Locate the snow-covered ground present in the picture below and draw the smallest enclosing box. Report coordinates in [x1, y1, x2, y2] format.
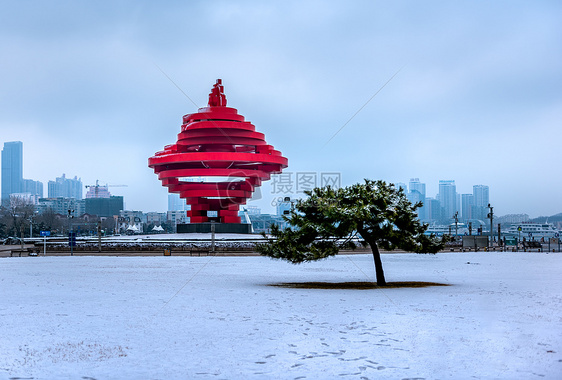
[1, 252, 561, 379]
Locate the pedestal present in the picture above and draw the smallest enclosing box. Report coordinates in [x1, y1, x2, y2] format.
[176, 223, 252, 234]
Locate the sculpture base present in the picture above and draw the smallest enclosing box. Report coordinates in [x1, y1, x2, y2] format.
[177, 223, 252, 234]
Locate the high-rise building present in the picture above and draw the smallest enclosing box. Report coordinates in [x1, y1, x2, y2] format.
[461, 194, 474, 220]
[473, 185, 489, 207]
[167, 178, 207, 212]
[22, 179, 43, 199]
[85, 184, 111, 199]
[48, 174, 83, 199]
[472, 185, 489, 220]
[424, 197, 442, 222]
[1, 141, 43, 205]
[1, 141, 23, 205]
[408, 178, 426, 220]
[395, 182, 407, 192]
[408, 178, 426, 198]
[438, 180, 457, 222]
[168, 193, 188, 211]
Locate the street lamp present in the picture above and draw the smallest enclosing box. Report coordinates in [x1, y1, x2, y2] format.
[453, 211, 459, 240]
[97, 220, 102, 253]
[487, 203, 494, 248]
[68, 208, 75, 256]
[29, 211, 37, 239]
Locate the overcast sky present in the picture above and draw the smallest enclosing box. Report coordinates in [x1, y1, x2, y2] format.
[1, 1, 560, 217]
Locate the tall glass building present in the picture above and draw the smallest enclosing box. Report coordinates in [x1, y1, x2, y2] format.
[473, 185, 489, 207]
[438, 180, 457, 222]
[168, 193, 189, 212]
[461, 193, 474, 220]
[408, 178, 426, 220]
[472, 185, 490, 220]
[1, 141, 23, 206]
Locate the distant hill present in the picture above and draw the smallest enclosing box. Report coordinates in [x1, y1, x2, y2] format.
[530, 213, 562, 229]
[531, 213, 562, 223]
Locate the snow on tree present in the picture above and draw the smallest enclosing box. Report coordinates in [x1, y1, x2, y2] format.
[256, 179, 444, 286]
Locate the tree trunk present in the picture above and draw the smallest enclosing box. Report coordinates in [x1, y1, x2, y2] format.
[358, 227, 387, 286]
[363, 235, 386, 286]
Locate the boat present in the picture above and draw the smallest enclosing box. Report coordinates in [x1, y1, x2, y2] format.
[425, 222, 473, 236]
[502, 223, 559, 240]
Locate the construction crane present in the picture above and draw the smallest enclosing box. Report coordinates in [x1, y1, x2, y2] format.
[85, 180, 128, 198]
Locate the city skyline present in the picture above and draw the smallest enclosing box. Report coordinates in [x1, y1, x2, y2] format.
[1, 141, 44, 205]
[1, 139, 560, 219]
[1, 2, 561, 217]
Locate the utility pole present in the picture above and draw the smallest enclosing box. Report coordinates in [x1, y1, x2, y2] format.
[487, 203, 494, 249]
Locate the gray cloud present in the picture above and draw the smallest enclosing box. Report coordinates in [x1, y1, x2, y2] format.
[1, 0, 560, 217]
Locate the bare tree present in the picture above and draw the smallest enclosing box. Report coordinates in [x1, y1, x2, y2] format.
[1, 196, 36, 238]
[35, 207, 64, 235]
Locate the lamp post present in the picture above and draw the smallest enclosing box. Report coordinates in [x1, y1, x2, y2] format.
[97, 221, 102, 253]
[487, 203, 494, 249]
[68, 208, 75, 256]
[28, 211, 37, 239]
[211, 221, 215, 253]
[453, 211, 459, 240]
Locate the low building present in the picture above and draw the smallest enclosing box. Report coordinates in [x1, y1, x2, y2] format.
[37, 197, 85, 216]
[117, 210, 144, 234]
[146, 212, 166, 226]
[167, 210, 188, 232]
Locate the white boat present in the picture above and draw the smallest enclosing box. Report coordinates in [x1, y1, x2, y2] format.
[502, 223, 559, 240]
[425, 223, 473, 236]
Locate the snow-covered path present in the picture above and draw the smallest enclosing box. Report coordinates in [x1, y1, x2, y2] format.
[1, 252, 561, 379]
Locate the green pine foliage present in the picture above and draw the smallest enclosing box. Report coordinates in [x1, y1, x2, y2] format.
[256, 179, 444, 285]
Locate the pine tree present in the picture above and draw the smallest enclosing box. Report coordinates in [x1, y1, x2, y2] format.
[256, 179, 444, 286]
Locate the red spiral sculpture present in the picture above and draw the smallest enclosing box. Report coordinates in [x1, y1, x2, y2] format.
[148, 79, 288, 224]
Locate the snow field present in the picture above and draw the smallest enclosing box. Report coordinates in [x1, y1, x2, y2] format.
[0, 252, 561, 379]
